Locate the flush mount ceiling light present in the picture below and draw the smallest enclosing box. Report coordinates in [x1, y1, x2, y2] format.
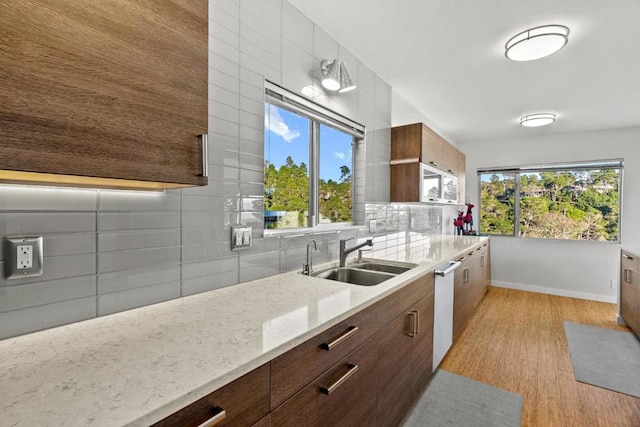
[505, 25, 570, 61]
[321, 59, 357, 93]
[520, 113, 556, 127]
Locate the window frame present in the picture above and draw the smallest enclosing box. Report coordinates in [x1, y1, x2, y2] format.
[477, 159, 623, 242]
[264, 81, 365, 232]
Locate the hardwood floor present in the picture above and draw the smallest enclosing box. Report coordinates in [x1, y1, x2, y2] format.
[439, 287, 640, 427]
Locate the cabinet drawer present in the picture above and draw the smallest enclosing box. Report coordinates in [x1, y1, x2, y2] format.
[271, 307, 378, 409]
[271, 337, 379, 427]
[371, 271, 434, 330]
[152, 364, 270, 427]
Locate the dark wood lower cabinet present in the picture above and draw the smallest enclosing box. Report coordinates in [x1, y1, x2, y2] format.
[270, 307, 378, 409]
[453, 259, 470, 342]
[377, 275, 435, 427]
[453, 242, 490, 341]
[351, 402, 378, 427]
[270, 337, 379, 427]
[410, 292, 435, 402]
[620, 250, 639, 336]
[152, 364, 270, 427]
[154, 249, 489, 427]
[376, 311, 413, 427]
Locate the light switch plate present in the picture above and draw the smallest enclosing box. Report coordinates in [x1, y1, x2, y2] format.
[4, 236, 44, 279]
[231, 226, 252, 251]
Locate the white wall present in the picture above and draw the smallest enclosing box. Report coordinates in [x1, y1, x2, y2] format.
[391, 89, 458, 146]
[458, 126, 640, 303]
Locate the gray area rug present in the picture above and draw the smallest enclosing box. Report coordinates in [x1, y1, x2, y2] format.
[402, 369, 523, 427]
[564, 321, 640, 398]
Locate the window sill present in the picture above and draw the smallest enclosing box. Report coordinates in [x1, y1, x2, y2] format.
[264, 223, 364, 238]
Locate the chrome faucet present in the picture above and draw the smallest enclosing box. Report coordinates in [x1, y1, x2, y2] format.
[302, 239, 318, 275]
[339, 237, 373, 267]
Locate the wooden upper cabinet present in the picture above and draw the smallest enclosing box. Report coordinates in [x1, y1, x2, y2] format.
[457, 149, 467, 203]
[441, 142, 458, 175]
[391, 123, 424, 160]
[420, 124, 444, 168]
[0, 1, 208, 190]
[391, 122, 465, 177]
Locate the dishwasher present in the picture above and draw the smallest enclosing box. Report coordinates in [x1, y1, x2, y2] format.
[433, 259, 462, 372]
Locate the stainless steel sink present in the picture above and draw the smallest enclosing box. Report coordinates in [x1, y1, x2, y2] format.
[349, 261, 417, 275]
[311, 259, 417, 286]
[313, 267, 395, 286]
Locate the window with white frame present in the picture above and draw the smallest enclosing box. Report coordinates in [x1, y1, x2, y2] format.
[263, 82, 364, 230]
[478, 160, 622, 241]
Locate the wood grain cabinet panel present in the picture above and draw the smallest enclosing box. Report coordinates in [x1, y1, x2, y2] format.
[270, 307, 378, 409]
[390, 163, 421, 202]
[457, 149, 466, 202]
[270, 337, 379, 427]
[453, 256, 470, 342]
[0, 1, 208, 189]
[376, 273, 435, 427]
[376, 309, 413, 427]
[410, 291, 435, 402]
[391, 124, 424, 160]
[441, 142, 458, 175]
[453, 245, 490, 342]
[152, 364, 270, 427]
[620, 251, 639, 336]
[252, 414, 272, 427]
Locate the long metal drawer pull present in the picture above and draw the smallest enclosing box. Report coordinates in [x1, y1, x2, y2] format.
[624, 268, 632, 283]
[199, 134, 209, 178]
[429, 161, 439, 167]
[623, 254, 633, 260]
[481, 255, 485, 268]
[468, 251, 475, 256]
[464, 268, 469, 283]
[458, 256, 466, 262]
[197, 408, 226, 427]
[415, 310, 420, 335]
[320, 364, 359, 395]
[320, 326, 359, 351]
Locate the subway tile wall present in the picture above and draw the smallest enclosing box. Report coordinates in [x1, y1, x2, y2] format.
[0, 0, 442, 339]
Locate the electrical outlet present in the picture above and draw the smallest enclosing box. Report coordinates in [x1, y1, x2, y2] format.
[611, 279, 617, 289]
[231, 226, 252, 250]
[410, 218, 415, 229]
[17, 245, 33, 269]
[4, 236, 43, 279]
[369, 219, 377, 233]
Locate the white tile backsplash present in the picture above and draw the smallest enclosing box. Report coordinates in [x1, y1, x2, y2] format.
[0, 0, 407, 340]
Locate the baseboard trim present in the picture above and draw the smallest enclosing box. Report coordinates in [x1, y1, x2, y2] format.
[490, 280, 617, 304]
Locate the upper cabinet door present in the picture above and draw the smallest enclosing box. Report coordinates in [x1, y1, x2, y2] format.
[0, 1, 208, 189]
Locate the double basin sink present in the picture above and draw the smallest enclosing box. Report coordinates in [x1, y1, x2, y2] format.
[312, 260, 418, 286]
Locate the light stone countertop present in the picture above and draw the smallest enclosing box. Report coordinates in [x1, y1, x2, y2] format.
[621, 246, 640, 258]
[0, 233, 488, 427]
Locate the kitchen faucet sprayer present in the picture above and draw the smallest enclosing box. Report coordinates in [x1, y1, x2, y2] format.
[339, 237, 374, 267]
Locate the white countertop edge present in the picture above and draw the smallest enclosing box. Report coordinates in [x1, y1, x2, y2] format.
[621, 245, 640, 258]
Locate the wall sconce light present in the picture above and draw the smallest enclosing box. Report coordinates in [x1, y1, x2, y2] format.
[321, 59, 357, 93]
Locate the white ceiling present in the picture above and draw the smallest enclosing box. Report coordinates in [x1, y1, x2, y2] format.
[288, 0, 640, 143]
